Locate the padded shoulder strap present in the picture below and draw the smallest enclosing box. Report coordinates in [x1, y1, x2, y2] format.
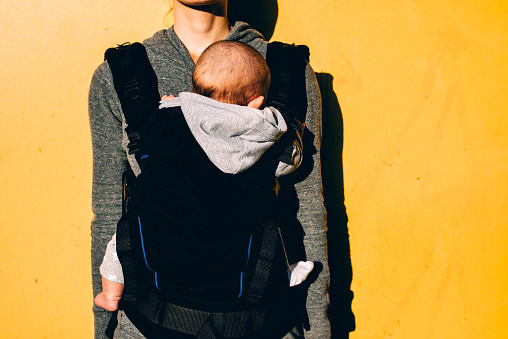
[266, 42, 309, 165]
[105, 43, 160, 164]
[266, 41, 309, 124]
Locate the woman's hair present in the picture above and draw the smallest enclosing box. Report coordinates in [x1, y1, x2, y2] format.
[192, 41, 271, 106]
[163, 0, 174, 27]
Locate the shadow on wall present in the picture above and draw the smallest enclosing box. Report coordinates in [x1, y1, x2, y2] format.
[317, 72, 356, 337]
[230, 0, 356, 336]
[228, 0, 279, 40]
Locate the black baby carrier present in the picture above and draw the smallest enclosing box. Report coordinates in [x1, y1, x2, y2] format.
[105, 41, 311, 338]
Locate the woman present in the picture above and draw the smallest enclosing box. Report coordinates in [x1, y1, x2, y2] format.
[89, 1, 329, 337]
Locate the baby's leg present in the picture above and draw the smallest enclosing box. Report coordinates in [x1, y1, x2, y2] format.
[94, 276, 124, 311]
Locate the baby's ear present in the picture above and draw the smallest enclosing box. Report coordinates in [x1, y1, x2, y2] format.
[247, 96, 265, 109]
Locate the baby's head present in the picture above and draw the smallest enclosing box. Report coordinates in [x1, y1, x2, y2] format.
[192, 41, 271, 107]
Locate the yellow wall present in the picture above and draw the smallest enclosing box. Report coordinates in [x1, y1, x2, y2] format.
[0, 1, 506, 338]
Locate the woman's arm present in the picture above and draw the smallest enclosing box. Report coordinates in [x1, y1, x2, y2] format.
[296, 62, 331, 338]
[88, 61, 129, 338]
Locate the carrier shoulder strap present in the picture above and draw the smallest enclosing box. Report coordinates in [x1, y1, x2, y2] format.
[104, 42, 160, 165]
[266, 41, 309, 124]
[266, 42, 309, 166]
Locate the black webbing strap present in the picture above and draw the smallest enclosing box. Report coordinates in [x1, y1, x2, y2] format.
[243, 218, 285, 305]
[104, 310, 118, 339]
[196, 313, 225, 339]
[212, 313, 225, 337]
[105, 42, 160, 165]
[115, 213, 139, 307]
[266, 41, 309, 165]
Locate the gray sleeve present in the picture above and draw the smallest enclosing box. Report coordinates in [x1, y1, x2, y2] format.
[100, 234, 124, 283]
[88, 61, 129, 337]
[298, 63, 331, 338]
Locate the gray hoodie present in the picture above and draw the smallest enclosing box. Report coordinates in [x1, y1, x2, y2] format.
[163, 93, 302, 175]
[89, 22, 329, 338]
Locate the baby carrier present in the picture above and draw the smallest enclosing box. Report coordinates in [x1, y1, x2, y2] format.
[106, 41, 311, 338]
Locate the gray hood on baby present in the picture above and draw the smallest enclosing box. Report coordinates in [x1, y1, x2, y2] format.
[159, 92, 287, 174]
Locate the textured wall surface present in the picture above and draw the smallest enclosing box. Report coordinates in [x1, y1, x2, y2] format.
[0, 0, 506, 338]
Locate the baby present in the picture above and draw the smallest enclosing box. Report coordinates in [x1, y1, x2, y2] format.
[95, 40, 312, 312]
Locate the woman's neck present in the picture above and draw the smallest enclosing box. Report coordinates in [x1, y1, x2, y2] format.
[173, 2, 231, 63]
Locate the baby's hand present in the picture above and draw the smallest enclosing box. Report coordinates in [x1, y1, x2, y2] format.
[161, 95, 176, 101]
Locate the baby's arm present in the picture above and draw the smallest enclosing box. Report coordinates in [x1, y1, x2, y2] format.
[95, 234, 125, 311]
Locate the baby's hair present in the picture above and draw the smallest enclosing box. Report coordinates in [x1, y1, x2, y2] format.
[192, 41, 271, 106]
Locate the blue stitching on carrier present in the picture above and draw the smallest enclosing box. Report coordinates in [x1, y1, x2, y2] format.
[238, 234, 254, 297]
[138, 216, 161, 290]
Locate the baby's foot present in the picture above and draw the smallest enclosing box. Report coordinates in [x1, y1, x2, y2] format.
[94, 292, 120, 312]
[288, 261, 314, 287]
